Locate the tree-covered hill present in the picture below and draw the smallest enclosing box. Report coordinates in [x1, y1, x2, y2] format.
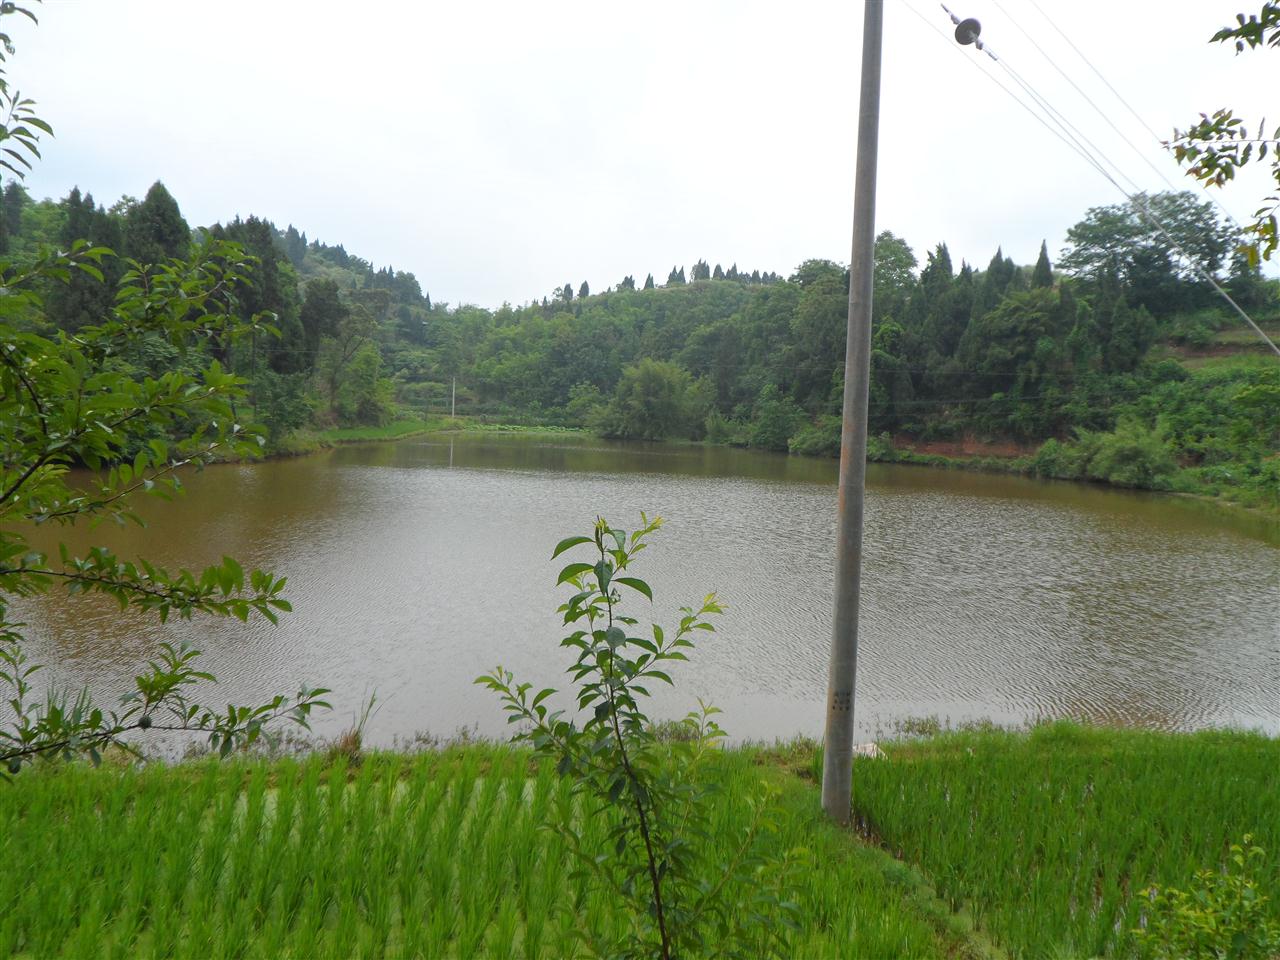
[7, 177, 1278, 507]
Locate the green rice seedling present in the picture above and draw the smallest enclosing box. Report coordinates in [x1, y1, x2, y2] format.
[250, 760, 298, 921]
[190, 763, 240, 914]
[455, 852, 500, 957]
[224, 764, 269, 922]
[851, 723, 1280, 958]
[422, 896, 456, 958]
[487, 892, 521, 960]
[328, 894, 362, 960]
[278, 756, 324, 926]
[288, 882, 327, 960]
[61, 894, 107, 960]
[254, 897, 291, 960]
[395, 767, 448, 933]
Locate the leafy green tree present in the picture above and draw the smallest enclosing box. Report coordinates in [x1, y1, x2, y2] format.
[869, 320, 915, 431]
[123, 180, 190, 265]
[579, 280, 590, 299]
[597, 358, 697, 440]
[1170, 3, 1280, 263]
[957, 287, 1064, 436]
[565, 380, 605, 425]
[1085, 419, 1178, 489]
[1102, 298, 1157, 373]
[1, 239, 328, 772]
[749, 384, 806, 451]
[316, 294, 378, 419]
[873, 230, 917, 324]
[251, 370, 312, 450]
[785, 260, 847, 410]
[299, 277, 348, 367]
[335, 341, 394, 426]
[1059, 191, 1236, 295]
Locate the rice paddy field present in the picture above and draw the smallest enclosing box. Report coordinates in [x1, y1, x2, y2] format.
[0, 745, 974, 959]
[848, 723, 1280, 959]
[1, 723, 1275, 958]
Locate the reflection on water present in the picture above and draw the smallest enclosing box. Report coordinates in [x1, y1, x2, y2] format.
[12, 433, 1280, 744]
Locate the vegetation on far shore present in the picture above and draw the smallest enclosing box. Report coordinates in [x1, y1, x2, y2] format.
[13, 169, 1276, 511]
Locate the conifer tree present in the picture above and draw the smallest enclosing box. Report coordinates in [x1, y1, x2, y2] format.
[579, 280, 590, 299]
[713, 263, 724, 280]
[2, 180, 26, 236]
[1031, 240, 1053, 288]
[677, 266, 686, 284]
[124, 180, 190, 264]
[563, 283, 573, 302]
[643, 273, 655, 290]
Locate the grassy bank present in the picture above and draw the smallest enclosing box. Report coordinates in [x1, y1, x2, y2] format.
[2, 724, 1276, 957]
[848, 723, 1280, 958]
[264, 417, 587, 458]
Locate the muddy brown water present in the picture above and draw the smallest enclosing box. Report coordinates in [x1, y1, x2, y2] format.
[11, 434, 1279, 744]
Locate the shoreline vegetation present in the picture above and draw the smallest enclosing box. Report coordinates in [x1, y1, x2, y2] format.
[13, 175, 1277, 522]
[245, 412, 1279, 518]
[3, 721, 1275, 958]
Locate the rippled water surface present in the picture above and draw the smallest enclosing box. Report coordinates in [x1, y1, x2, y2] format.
[15, 434, 1280, 742]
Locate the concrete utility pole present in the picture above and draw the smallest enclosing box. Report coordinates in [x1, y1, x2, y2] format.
[451, 377, 456, 418]
[822, 0, 884, 825]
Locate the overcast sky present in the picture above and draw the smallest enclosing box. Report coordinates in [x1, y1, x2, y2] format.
[12, 1, 1278, 306]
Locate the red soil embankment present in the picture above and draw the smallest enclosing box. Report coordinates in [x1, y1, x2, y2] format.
[893, 434, 1035, 459]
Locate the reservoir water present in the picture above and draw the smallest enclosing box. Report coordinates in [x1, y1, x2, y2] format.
[13, 433, 1279, 744]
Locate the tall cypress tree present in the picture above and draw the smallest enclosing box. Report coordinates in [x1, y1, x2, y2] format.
[48, 187, 117, 331]
[2, 181, 26, 237]
[124, 181, 190, 264]
[643, 273, 655, 290]
[1031, 240, 1053, 288]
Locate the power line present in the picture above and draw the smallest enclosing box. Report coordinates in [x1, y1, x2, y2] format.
[1023, 0, 1168, 148]
[989, 0, 1244, 233]
[920, 3, 1280, 358]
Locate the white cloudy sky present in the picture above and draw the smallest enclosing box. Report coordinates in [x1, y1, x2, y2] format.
[12, 1, 1278, 305]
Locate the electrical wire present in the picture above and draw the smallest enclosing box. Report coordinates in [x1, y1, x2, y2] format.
[989, 0, 1245, 233]
[1023, 0, 1168, 148]
[898, 1, 1106, 179]
[913, 1, 1279, 357]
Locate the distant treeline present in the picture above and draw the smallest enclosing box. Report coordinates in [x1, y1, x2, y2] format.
[7, 178, 1279, 505]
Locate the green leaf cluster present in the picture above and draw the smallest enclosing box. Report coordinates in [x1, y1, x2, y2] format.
[1134, 836, 1280, 960]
